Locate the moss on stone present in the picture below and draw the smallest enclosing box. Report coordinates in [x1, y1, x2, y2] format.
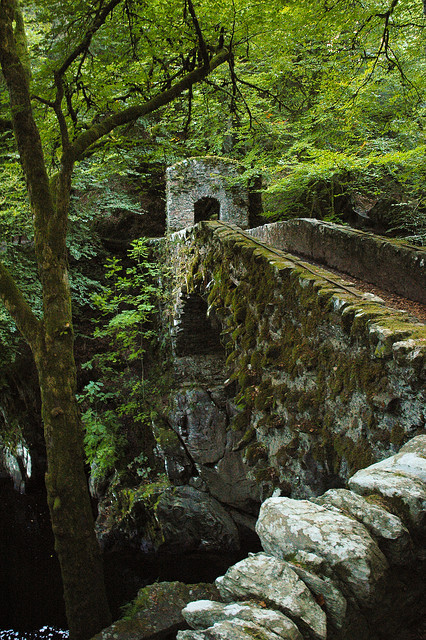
[254, 380, 274, 410]
[390, 423, 406, 448]
[333, 435, 375, 475]
[275, 445, 293, 467]
[254, 465, 280, 485]
[240, 625, 271, 640]
[364, 493, 412, 527]
[231, 406, 252, 432]
[245, 441, 268, 464]
[156, 427, 181, 453]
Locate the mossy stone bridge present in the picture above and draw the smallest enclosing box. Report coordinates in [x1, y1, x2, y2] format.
[164, 157, 425, 496]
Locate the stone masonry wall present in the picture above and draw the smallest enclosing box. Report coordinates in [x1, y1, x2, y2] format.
[168, 221, 426, 501]
[166, 157, 249, 233]
[247, 218, 426, 304]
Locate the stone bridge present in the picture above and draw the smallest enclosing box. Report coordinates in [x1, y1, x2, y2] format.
[152, 217, 426, 640]
[166, 220, 425, 503]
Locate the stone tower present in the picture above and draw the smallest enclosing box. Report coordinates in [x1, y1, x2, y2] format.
[166, 156, 250, 233]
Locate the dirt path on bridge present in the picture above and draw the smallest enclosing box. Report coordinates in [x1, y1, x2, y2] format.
[299, 255, 426, 324]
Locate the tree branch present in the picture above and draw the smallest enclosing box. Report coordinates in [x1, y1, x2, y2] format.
[11, 0, 31, 83]
[69, 48, 230, 161]
[186, 0, 209, 67]
[0, 260, 41, 345]
[56, 0, 123, 79]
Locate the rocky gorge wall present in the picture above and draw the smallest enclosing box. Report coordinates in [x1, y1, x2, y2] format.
[165, 221, 425, 508]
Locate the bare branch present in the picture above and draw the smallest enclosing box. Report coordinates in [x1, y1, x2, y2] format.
[232, 73, 295, 114]
[56, 0, 123, 79]
[53, 72, 71, 151]
[183, 85, 193, 136]
[186, 0, 209, 67]
[32, 94, 55, 108]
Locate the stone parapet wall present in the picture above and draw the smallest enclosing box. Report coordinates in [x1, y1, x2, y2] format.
[168, 221, 426, 500]
[247, 218, 426, 304]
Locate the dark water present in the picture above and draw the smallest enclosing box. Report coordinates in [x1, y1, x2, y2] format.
[0, 478, 257, 639]
[0, 628, 68, 640]
[0, 480, 66, 633]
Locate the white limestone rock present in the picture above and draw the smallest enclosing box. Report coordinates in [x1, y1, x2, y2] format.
[285, 562, 347, 630]
[215, 553, 327, 640]
[177, 619, 284, 640]
[313, 488, 414, 565]
[256, 498, 388, 607]
[182, 600, 303, 640]
[349, 436, 426, 531]
[177, 631, 207, 640]
[399, 435, 426, 455]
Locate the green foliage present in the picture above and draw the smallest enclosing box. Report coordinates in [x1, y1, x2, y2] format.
[78, 238, 163, 479]
[5, 0, 425, 245]
[262, 145, 426, 238]
[0, 167, 106, 366]
[78, 380, 126, 479]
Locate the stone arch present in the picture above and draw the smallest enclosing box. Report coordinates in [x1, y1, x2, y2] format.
[166, 156, 250, 232]
[194, 196, 221, 224]
[173, 292, 224, 357]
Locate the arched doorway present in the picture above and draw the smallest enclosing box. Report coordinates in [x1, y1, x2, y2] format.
[194, 197, 220, 224]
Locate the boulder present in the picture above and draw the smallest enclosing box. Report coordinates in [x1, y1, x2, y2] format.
[399, 435, 426, 455]
[313, 488, 414, 565]
[168, 389, 227, 465]
[199, 450, 260, 512]
[215, 552, 327, 640]
[154, 420, 194, 485]
[91, 581, 220, 640]
[348, 436, 426, 531]
[155, 485, 240, 553]
[177, 631, 207, 640]
[181, 600, 303, 640]
[177, 619, 284, 640]
[255, 497, 388, 606]
[285, 562, 347, 630]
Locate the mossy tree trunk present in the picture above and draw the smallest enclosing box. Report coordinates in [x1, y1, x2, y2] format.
[0, 1, 229, 638]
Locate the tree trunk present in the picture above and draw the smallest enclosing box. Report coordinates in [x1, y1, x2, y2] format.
[33, 330, 111, 640]
[34, 163, 112, 640]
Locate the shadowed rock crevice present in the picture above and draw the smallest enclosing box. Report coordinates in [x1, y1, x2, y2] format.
[174, 294, 225, 357]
